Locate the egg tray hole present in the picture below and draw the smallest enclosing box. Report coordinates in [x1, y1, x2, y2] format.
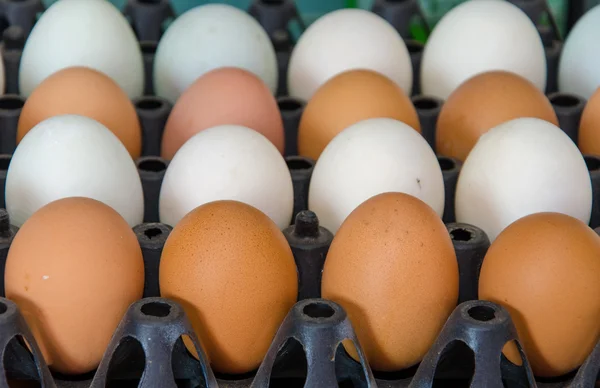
[450, 228, 474, 242]
[278, 99, 303, 113]
[286, 158, 313, 171]
[135, 99, 164, 111]
[138, 159, 167, 173]
[550, 94, 582, 108]
[0, 97, 24, 111]
[585, 156, 600, 172]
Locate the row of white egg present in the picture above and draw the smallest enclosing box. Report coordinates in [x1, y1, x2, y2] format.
[4, 110, 590, 247]
[3, 0, 600, 107]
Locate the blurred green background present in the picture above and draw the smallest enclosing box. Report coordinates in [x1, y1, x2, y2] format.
[41, 0, 569, 37]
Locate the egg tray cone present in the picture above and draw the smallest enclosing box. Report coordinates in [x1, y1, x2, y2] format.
[124, 0, 175, 43]
[8, 295, 598, 387]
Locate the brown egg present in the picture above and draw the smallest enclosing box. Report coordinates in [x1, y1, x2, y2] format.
[159, 200, 297, 374]
[161, 67, 285, 160]
[18, 66, 142, 158]
[321, 192, 458, 371]
[298, 69, 421, 160]
[579, 87, 600, 156]
[4, 197, 144, 375]
[479, 212, 600, 377]
[436, 71, 558, 161]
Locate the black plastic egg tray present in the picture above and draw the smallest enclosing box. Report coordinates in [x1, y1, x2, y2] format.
[0, 0, 598, 387]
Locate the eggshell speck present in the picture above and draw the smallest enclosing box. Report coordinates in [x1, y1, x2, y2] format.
[5, 197, 144, 374]
[309, 117, 443, 234]
[159, 200, 298, 374]
[322, 192, 459, 371]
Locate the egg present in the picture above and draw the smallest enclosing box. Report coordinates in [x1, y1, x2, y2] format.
[159, 200, 297, 374]
[0, 52, 6, 95]
[559, 5, 600, 99]
[287, 8, 412, 101]
[479, 212, 600, 377]
[18, 66, 142, 158]
[19, 0, 143, 98]
[6, 115, 144, 227]
[309, 118, 443, 234]
[322, 192, 458, 371]
[455, 118, 592, 241]
[436, 71, 558, 161]
[298, 69, 420, 160]
[578, 87, 600, 156]
[154, 3, 277, 103]
[421, 0, 546, 100]
[161, 67, 284, 160]
[159, 125, 293, 229]
[5, 197, 144, 374]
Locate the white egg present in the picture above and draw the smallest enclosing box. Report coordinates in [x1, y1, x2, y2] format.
[287, 9, 412, 102]
[159, 125, 293, 229]
[154, 4, 277, 103]
[559, 5, 600, 99]
[455, 117, 592, 241]
[421, 0, 546, 100]
[6, 115, 144, 227]
[308, 118, 444, 234]
[19, 0, 143, 98]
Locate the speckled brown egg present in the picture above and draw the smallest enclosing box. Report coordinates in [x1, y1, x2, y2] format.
[479, 212, 600, 377]
[298, 69, 421, 160]
[161, 67, 284, 160]
[436, 71, 558, 161]
[321, 192, 458, 371]
[4, 197, 144, 375]
[17, 66, 142, 158]
[159, 200, 297, 374]
[579, 87, 600, 156]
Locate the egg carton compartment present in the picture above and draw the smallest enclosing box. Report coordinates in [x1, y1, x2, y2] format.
[2, 291, 598, 387]
[0, 1, 596, 387]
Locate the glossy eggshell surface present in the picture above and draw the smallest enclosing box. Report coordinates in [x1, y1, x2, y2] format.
[578, 87, 600, 156]
[479, 212, 600, 377]
[161, 67, 284, 160]
[558, 4, 600, 99]
[6, 115, 144, 227]
[4, 197, 144, 375]
[421, 0, 546, 100]
[154, 3, 277, 103]
[18, 66, 142, 158]
[436, 71, 558, 161]
[321, 192, 459, 371]
[298, 69, 420, 160]
[455, 117, 592, 241]
[159, 200, 298, 374]
[287, 8, 412, 102]
[308, 117, 443, 234]
[159, 125, 293, 229]
[19, 0, 143, 98]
